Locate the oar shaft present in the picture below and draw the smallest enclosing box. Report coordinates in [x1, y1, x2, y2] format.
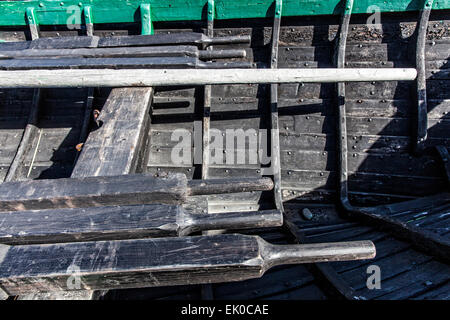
[187, 177, 274, 195]
[0, 68, 417, 88]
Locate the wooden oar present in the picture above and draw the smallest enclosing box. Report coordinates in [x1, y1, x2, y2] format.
[0, 33, 251, 51]
[0, 234, 375, 295]
[0, 173, 274, 212]
[0, 205, 282, 244]
[0, 46, 246, 60]
[0, 68, 417, 88]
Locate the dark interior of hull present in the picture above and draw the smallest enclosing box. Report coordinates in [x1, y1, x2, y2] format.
[0, 9, 449, 299]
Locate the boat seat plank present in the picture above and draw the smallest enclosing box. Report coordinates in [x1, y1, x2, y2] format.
[73, 87, 153, 177]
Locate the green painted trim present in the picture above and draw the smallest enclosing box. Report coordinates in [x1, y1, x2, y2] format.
[0, 0, 448, 27]
[425, 0, 435, 10]
[83, 6, 93, 25]
[140, 4, 153, 35]
[26, 7, 38, 26]
[274, 0, 282, 18]
[207, 0, 215, 22]
[344, 0, 354, 15]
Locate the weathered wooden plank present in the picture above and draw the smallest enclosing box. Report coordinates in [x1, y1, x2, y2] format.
[73, 88, 153, 177]
[342, 248, 432, 291]
[0, 205, 283, 244]
[0, 46, 246, 60]
[0, 68, 417, 88]
[187, 176, 273, 195]
[276, 42, 448, 64]
[4, 89, 41, 182]
[414, 2, 434, 153]
[0, 234, 375, 295]
[350, 193, 450, 263]
[279, 114, 449, 138]
[0, 173, 274, 211]
[277, 97, 449, 120]
[359, 260, 450, 300]
[214, 265, 314, 299]
[281, 150, 442, 178]
[0, 34, 251, 51]
[149, 129, 449, 156]
[0, 57, 252, 70]
[0, 173, 188, 211]
[281, 169, 446, 197]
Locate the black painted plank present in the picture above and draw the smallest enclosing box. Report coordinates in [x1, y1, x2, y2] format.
[0, 34, 250, 51]
[0, 173, 188, 211]
[73, 87, 153, 177]
[0, 205, 282, 244]
[0, 56, 252, 70]
[0, 234, 374, 295]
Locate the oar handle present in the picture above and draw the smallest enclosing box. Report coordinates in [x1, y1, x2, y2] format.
[205, 35, 251, 45]
[199, 49, 247, 60]
[263, 240, 376, 268]
[187, 177, 274, 196]
[182, 209, 283, 236]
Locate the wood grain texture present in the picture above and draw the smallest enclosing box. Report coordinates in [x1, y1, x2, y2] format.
[0, 173, 276, 211]
[0, 46, 246, 60]
[0, 173, 189, 211]
[73, 87, 153, 177]
[0, 205, 283, 244]
[0, 234, 374, 295]
[0, 68, 417, 88]
[0, 56, 253, 70]
[0, 34, 250, 51]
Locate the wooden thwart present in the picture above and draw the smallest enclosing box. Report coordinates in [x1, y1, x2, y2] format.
[0, 173, 274, 212]
[0, 205, 282, 244]
[0, 234, 375, 295]
[73, 87, 153, 177]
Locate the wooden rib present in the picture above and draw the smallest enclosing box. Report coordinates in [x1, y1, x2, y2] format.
[201, 0, 215, 300]
[268, 0, 283, 212]
[335, 0, 448, 263]
[414, 0, 434, 153]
